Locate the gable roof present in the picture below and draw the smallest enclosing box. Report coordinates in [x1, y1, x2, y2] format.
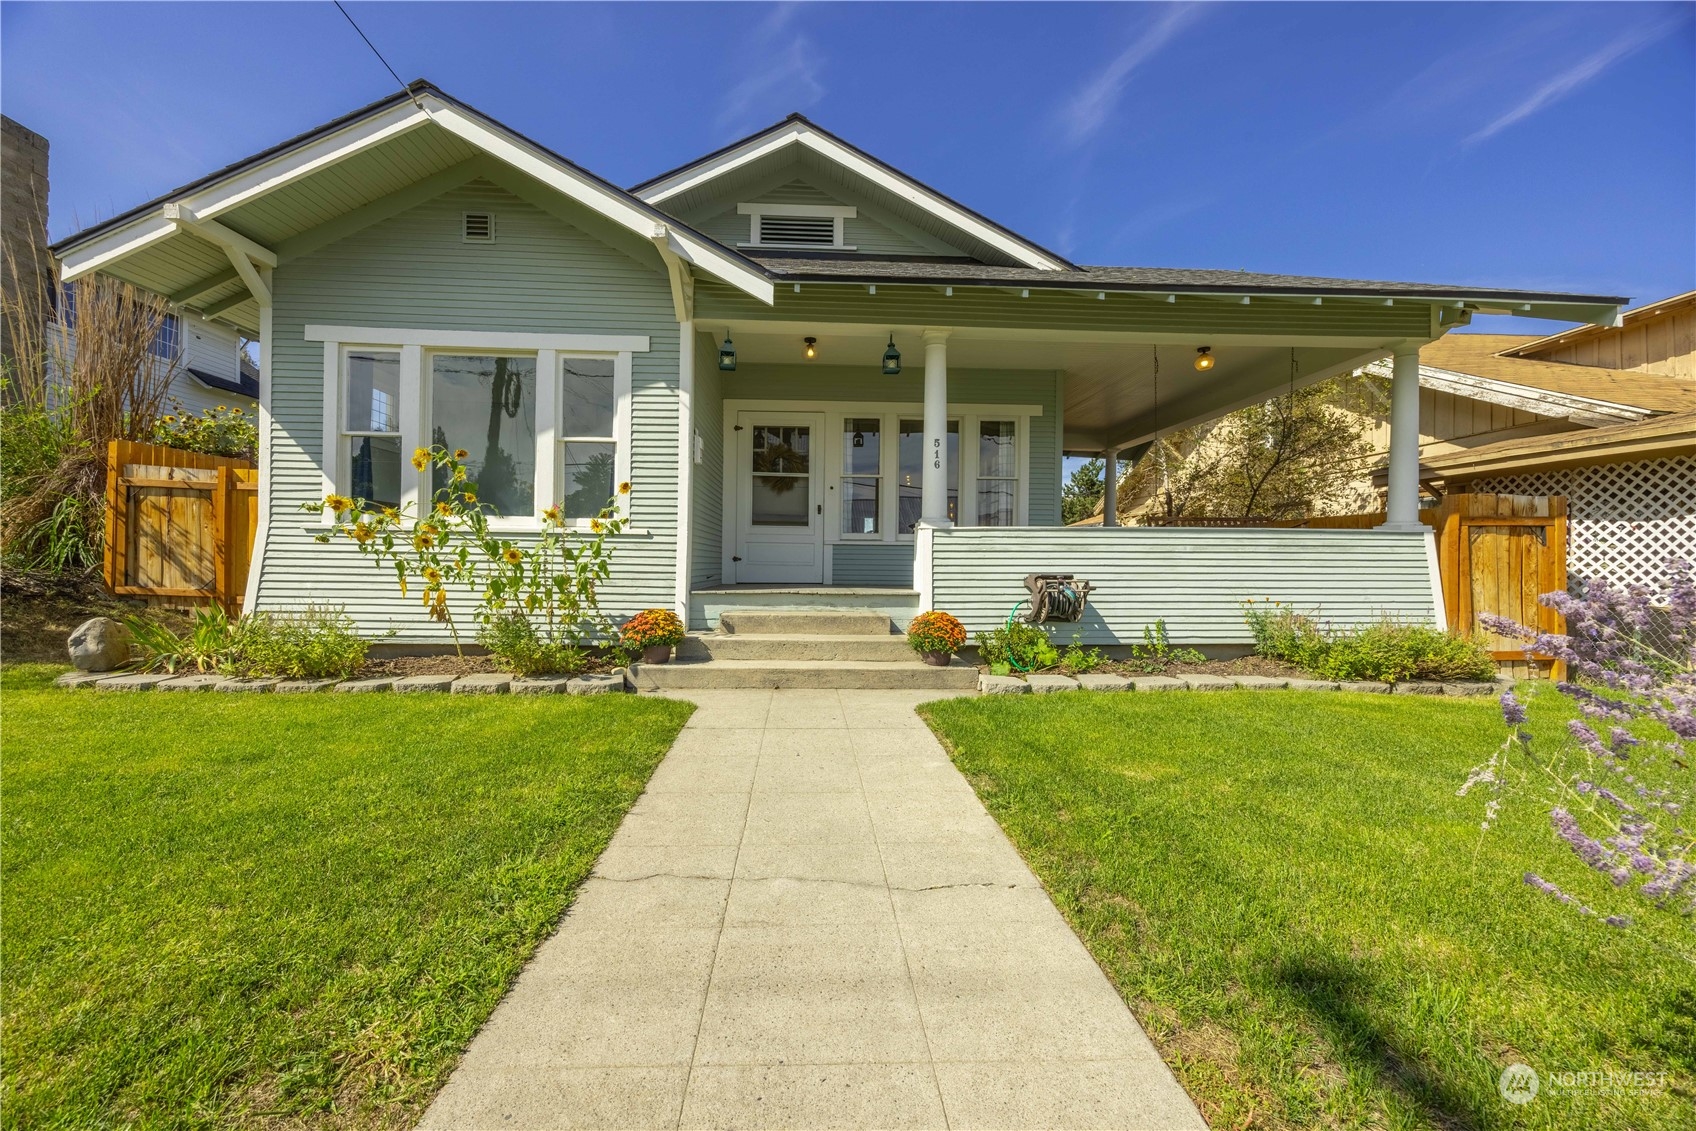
[1419, 410, 1696, 481]
[631, 113, 1075, 271]
[1420, 333, 1696, 415]
[1501, 290, 1696, 358]
[50, 80, 775, 334]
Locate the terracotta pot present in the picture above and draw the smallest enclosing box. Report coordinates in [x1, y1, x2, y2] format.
[920, 650, 952, 667]
[642, 644, 673, 665]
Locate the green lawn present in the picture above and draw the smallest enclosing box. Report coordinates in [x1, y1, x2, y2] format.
[920, 690, 1696, 1131]
[0, 664, 693, 1130]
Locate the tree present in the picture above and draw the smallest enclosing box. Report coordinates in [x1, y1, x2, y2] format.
[1131, 377, 1376, 522]
[1062, 457, 1104, 524]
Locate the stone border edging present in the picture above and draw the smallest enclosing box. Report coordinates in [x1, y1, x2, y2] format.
[55, 670, 634, 696]
[978, 672, 1505, 696]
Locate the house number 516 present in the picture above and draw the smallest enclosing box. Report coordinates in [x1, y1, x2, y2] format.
[931, 437, 941, 469]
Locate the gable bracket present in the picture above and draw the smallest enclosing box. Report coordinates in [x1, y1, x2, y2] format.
[164, 203, 274, 307]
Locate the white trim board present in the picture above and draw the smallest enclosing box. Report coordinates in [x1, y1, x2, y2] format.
[305, 326, 650, 352]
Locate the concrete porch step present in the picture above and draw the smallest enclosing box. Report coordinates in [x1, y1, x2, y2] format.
[630, 658, 978, 691]
[718, 609, 894, 636]
[678, 632, 915, 662]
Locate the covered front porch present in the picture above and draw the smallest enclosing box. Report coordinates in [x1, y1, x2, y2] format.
[683, 316, 1435, 639]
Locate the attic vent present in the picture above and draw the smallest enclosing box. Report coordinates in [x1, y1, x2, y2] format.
[758, 213, 835, 246]
[462, 212, 495, 242]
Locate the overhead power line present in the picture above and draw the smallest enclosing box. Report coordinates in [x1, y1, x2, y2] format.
[333, 1, 416, 103]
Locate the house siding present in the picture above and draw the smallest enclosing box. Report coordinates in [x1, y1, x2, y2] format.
[254, 179, 680, 642]
[689, 178, 951, 258]
[832, 543, 915, 586]
[691, 332, 726, 588]
[928, 527, 1439, 645]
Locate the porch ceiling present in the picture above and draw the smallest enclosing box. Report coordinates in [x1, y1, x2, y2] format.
[705, 322, 1381, 453]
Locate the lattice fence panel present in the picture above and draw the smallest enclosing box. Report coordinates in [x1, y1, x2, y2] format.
[1468, 456, 1696, 590]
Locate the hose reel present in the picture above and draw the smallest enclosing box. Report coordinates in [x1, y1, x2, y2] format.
[1023, 573, 1093, 624]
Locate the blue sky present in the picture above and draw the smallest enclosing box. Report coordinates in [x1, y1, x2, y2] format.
[3, 1, 1691, 334]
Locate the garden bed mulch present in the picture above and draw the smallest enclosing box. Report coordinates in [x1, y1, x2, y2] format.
[976, 654, 1312, 680]
[353, 651, 626, 680]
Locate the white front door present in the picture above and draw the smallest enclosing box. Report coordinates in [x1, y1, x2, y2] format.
[735, 411, 824, 583]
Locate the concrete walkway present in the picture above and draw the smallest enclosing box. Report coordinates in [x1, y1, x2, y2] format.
[421, 689, 1206, 1130]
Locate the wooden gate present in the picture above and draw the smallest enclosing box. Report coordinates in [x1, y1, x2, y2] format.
[103, 439, 258, 614]
[1305, 494, 1567, 676]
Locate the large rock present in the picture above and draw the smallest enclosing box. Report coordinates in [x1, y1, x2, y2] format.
[68, 617, 131, 671]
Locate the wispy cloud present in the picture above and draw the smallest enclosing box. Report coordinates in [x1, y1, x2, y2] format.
[1463, 21, 1666, 146]
[1057, 3, 1203, 148]
[714, 3, 825, 134]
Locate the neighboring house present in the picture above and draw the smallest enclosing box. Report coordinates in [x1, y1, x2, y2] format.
[50, 285, 257, 415]
[1400, 294, 1696, 590]
[49, 82, 1633, 654]
[0, 116, 258, 416]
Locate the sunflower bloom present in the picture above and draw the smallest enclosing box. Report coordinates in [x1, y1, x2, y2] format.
[589, 518, 604, 533]
[502, 547, 523, 566]
[324, 494, 354, 514]
[422, 566, 442, 586]
[542, 504, 562, 524]
[462, 491, 477, 505]
[618, 482, 631, 494]
[454, 448, 469, 460]
[411, 448, 430, 471]
[435, 501, 453, 516]
[381, 507, 399, 520]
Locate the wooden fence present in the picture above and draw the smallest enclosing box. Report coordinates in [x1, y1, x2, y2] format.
[1151, 494, 1568, 676]
[103, 439, 258, 614]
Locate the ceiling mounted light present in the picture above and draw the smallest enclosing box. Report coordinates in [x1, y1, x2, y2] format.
[804, 336, 817, 360]
[1193, 346, 1216, 372]
[717, 331, 737, 372]
[881, 334, 902, 375]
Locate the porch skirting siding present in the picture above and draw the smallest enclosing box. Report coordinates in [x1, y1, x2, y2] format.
[925, 527, 1440, 645]
[832, 543, 916, 586]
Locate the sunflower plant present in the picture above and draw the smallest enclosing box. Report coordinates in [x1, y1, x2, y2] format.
[306, 446, 629, 669]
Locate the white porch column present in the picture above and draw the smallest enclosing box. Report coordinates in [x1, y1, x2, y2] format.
[1384, 346, 1422, 530]
[1102, 448, 1119, 527]
[920, 330, 953, 527]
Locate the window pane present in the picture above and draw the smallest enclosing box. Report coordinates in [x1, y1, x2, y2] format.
[430, 354, 537, 516]
[348, 435, 401, 510]
[562, 358, 615, 437]
[976, 479, 1015, 527]
[346, 351, 400, 432]
[752, 425, 809, 474]
[842, 477, 879, 535]
[979, 420, 1017, 478]
[752, 476, 809, 526]
[897, 418, 958, 533]
[843, 418, 880, 474]
[151, 314, 180, 360]
[562, 440, 615, 520]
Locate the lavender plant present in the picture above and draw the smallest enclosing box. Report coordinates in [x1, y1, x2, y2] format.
[1462, 560, 1696, 928]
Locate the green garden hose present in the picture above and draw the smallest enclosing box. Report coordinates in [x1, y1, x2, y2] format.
[1004, 599, 1033, 671]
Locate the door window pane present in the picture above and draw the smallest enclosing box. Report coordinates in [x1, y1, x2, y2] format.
[897, 418, 958, 533]
[345, 351, 400, 432]
[430, 354, 537, 516]
[752, 425, 809, 473]
[561, 358, 615, 437]
[843, 418, 880, 535]
[348, 435, 401, 510]
[752, 476, 809, 526]
[562, 441, 615, 520]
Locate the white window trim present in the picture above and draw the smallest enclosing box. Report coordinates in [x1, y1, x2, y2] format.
[718, 398, 1038, 574]
[736, 202, 857, 251]
[315, 329, 645, 532]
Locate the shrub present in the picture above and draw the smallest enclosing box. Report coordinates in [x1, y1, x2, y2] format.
[151, 401, 258, 460]
[309, 446, 628, 665]
[907, 611, 966, 656]
[1058, 637, 1106, 674]
[232, 605, 367, 680]
[1244, 599, 1494, 682]
[621, 608, 685, 651]
[1127, 619, 1206, 672]
[478, 613, 585, 676]
[122, 606, 242, 674]
[975, 620, 1058, 672]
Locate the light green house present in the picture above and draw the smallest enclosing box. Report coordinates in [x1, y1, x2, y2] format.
[53, 82, 1627, 658]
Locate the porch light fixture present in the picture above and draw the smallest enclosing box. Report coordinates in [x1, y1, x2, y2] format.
[717, 331, 737, 371]
[804, 336, 817, 360]
[881, 334, 902, 375]
[1193, 346, 1215, 372]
